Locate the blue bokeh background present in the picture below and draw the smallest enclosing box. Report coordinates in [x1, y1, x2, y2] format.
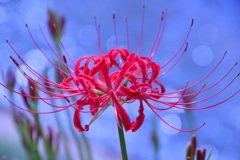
[0, 0, 240, 159]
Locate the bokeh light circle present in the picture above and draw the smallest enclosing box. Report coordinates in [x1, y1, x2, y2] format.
[192, 45, 213, 66]
[160, 114, 181, 135]
[25, 49, 48, 71]
[2, 12, 21, 32]
[0, 7, 6, 24]
[25, 8, 45, 28]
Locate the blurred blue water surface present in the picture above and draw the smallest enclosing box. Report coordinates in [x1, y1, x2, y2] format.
[0, 0, 240, 159]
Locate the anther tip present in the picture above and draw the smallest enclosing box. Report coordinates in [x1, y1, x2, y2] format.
[237, 72, 240, 76]
[186, 80, 189, 84]
[113, 12, 116, 19]
[202, 122, 205, 126]
[5, 39, 8, 43]
[191, 19, 194, 27]
[93, 15, 96, 19]
[125, 16, 127, 20]
[25, 23, 28, 27]
[202, 84, 206, 87]
[63, 55, 67, 63]
[52, 23, 56, 29]
[64, 97, 70, 102]
[224, 51, 227, 55]
[235, 62, 238, 66]
[161, 12, 164, 20]
[143, 4, 145, 8]
[185, 42, 188, 52]
[3, 95, 6, 98]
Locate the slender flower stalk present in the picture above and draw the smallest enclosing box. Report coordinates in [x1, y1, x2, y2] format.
[1, 5, 239, 159]
[117, 117, 128, 160]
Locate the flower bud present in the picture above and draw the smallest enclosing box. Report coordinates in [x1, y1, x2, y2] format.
[191, 134, 197, 157]
[47, 8, 65, 42]
[5, 68, 16, 90]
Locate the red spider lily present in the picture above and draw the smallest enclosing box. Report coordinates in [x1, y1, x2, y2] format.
[1, 6, 240, 133]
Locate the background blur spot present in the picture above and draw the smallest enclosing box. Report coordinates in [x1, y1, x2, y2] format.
[160, 114, 181, 135]
[192, 45, 213, 66]
[25, 8, 46, 28]
[25, 49, 48, 71]
[106, 35, 127, 51]
[2, 12, 21, 32]
[0, 0, 9, 3]
[0, 7, 6, 24]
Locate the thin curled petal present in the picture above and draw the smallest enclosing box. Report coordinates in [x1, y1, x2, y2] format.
[112, 92, 132, 131]
[73, 107, 89, 132]
[132, 100, 145, 132]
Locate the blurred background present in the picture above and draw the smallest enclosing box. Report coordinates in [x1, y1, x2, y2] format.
[0, 0, 240, 159]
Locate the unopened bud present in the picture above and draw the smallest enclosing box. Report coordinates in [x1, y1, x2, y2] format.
[191, 135, 197, 157]
[196, 149, 202, 160]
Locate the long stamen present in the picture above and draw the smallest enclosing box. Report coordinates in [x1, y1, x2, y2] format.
[0, 82, 71, 100]
[6, 38, 70, 87]
[164, 51, 228, 94]
[162, 62, 237, 98]
[9, 54, 67, 90]
[160, 18, 193, 68]
[25, 24, 71, 76]
[113, 12, 118, 48]
[113, 12, 123, 67]
[52, 24, 76, 65]
[158, 42, 187, 77]
[39, 26, 72, 71]
[175, 84, 240, 110]
[29, 86, 72, 108]
[94, 16, 102, 55]
[148, 11, 164, 58]
[144, 80, 190, 111]
[9, 57, 83, 98]
[150, 10, 168, 59]
[175, 72, 240, 106]
[16, 66, 82, 97]
[136, 5, 145, 56]
[63, 55, 83, 93]
[125, 16, 130, 52]
[3, 94, 76, 114]
[181, 83, 206, 103]
[149, 104, 205, 132]
[148, 72, 240, 109]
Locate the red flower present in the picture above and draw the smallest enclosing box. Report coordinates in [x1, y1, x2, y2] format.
[1, 6, 239, 133]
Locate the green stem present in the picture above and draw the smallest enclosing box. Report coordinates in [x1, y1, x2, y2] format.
[117, 116, 128, 160]
[66, 109, 85, 160]
[81, 132, 93, 160]
[34, 114, 55, 160]
[53, 107, 72, 160]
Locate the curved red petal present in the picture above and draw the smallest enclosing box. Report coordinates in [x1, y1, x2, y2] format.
[112, 92, 132, 131]
[90, 58, 106, 76]
[132, 100, 145, 132]
[119, 86, 141, 99]
[73, 107, 89, 132]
